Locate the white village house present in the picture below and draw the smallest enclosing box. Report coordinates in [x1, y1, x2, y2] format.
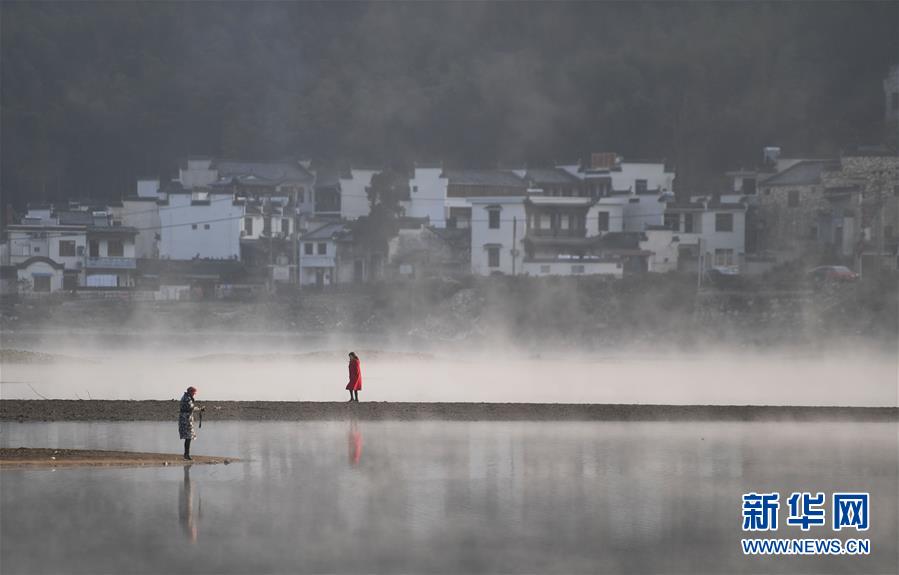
[7, 207, 138, 293]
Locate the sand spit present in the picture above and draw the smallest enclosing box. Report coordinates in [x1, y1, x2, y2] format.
[1, 400, 896, 422]
[0, 447, 235, 468]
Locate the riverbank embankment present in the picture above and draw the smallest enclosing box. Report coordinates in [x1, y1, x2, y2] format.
[1, 400, 896, 422]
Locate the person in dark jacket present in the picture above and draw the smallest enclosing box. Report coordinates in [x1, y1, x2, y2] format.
[179, 386, 204, 460]
[346, 352, 362, 402]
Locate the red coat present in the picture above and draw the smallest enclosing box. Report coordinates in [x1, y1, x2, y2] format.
[346, 358, 362, 391]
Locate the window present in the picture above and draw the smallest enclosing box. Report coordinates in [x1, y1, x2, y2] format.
[263, 217, 271, 236]
[743, 178, 757, 195]
[597, 211, 610, 232]
[33, 246, 40, 253]
[635, 179, 648, 194]
[304, 243, 313, 255]
[540, 214, 551, 229]
[714, 249, 734, 267]
[571, 264, 585, 274]
[317, 242, 327, 255]
[245, 217, 254, 236]
[33, 275, 51, 292]
[192, 224, 198, 230]
[540, 265, 551, 274]
[89, 240, 99, 258]
[788, 190, 800, 207]
[412, 185, 418, 193]
[560, 214, 570, 230]
[204, 224, 210, 230]
[488, 209, 500, 229]
[58, 241, 76, 257]
[664, 213, 680, 231]
[715, 213, 733, 232]
[487, 246, 500, 268]
[281, 218, 290, 235]
[684, 213, 694, 233]
[108, 240, 124, 257]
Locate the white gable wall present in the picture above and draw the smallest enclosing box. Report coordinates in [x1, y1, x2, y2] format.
[159, 193, 242, 260]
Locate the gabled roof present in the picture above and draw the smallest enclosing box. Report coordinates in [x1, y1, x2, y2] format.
[760, 160, 837, 187]
[442, 169, 526, 188]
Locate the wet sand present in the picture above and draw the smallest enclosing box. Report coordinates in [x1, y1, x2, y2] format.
[0, 447, 235, 468]
[1, 399, 896, 422]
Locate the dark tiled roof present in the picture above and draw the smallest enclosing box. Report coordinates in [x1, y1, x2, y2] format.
[299, 222, 347, 241]
[212, 160, 314, 183]
[137, 258, 247, 280]
[87, 226, 139, 236]
[16, 256, 65, 270]
[442, 169, 526, 188]
[525, 168, 582, 186]
[761, 160, 837, 187]
[56, 211, 94, 225]
[596, 232, 646, 250]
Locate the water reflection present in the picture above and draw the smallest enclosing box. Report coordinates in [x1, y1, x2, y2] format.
[348, 420, 363, 466]
[0, 421, 896, 574]
[178, 466, 198, 544]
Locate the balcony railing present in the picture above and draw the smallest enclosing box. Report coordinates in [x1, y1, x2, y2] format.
[86, 257, 136, 269]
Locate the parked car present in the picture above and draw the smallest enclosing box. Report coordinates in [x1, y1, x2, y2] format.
[807, 265, 859, 283]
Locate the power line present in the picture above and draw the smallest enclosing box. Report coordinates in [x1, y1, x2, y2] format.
[7, 210, 680, 241]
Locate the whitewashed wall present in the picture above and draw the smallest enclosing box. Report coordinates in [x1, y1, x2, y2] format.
[404, 168, 448, 226]
[159, 192, 242, 260]
[469, 198, 526, 276]
[610, 162, 675, 194]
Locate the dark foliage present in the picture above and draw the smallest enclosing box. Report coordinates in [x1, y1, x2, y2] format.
[2, 2, 896, 210]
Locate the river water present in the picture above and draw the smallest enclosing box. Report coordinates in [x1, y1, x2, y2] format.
[1, 420, 896, 574]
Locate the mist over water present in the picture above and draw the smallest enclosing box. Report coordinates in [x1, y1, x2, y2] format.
[2, 351, 899, 407]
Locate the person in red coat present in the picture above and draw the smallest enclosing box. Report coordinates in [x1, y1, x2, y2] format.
[346, 352, 362, 402]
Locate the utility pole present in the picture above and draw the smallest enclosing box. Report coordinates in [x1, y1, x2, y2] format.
[511, 216, 518, 276]
[696, 238, 703, 291]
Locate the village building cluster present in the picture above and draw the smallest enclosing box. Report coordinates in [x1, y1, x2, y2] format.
[1, 145, 896, 298]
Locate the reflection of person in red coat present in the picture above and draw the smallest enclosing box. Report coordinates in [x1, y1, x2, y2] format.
[346, 352, 362, 402]
[348, 420, 362, 465]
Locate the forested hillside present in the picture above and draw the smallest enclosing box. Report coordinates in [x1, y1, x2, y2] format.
[2, 2, 896, 208]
